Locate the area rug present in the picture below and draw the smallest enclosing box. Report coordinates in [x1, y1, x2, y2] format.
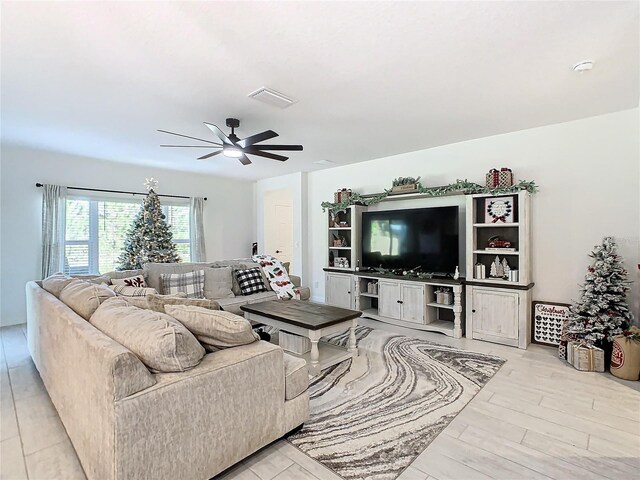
[286, 326, 505, 480]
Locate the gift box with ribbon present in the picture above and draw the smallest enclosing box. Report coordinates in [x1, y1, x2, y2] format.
[567, 341, 604, 372]
[334, 188, 352, 203]
[486, 168, 514, 188]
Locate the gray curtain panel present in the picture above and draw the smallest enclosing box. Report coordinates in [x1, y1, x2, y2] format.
[41, 184, 67, 279]
[189, 197, 207, 262]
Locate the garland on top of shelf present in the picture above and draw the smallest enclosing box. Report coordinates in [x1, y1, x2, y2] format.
[321, 179, 538, 213]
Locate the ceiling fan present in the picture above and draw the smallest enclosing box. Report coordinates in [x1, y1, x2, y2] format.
[158, 118, 303, 165]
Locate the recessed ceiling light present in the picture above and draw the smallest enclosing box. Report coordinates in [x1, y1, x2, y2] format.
[573, 61, 594, 73]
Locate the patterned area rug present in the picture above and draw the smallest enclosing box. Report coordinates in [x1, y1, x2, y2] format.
[286, 326, 505, 480]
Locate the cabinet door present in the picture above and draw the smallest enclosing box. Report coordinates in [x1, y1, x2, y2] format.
[400, 284, 425, 324]
[379, 281, 401, 319]
[471, 287, 519, 345]
[326, 273, 353, 309]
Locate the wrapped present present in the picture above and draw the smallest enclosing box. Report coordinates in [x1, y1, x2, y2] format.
[498, 168, 514, 187]
[486, 169, 500, 188]
[568, 341, 604, 372]
[334, 188, 352, 203]
[558, 319, 577, 360]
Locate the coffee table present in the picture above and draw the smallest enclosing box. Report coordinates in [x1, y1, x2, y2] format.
[241, 300, 362, 375]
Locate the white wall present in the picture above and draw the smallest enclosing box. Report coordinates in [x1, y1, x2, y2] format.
[0, 145, 255, 326]
[306, 109, 640, 319]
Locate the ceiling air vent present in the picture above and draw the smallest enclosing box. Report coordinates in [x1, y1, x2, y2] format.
[247, 87, 296, 109]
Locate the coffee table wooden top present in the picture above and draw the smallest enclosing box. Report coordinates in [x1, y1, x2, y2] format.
[241, 300, 361, 330]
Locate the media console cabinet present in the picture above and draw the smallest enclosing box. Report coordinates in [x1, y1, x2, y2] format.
[324, 269, 464, 338]
[323, 190, 534, 349]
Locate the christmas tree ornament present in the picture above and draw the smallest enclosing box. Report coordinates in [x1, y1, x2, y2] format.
[490, 257, 499, 278]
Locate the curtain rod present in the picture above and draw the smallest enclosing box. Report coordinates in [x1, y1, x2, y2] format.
[35, 183, 207, 201]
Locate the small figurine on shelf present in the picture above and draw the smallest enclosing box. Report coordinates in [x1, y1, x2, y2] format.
[502, 258, 510, 278]
[453, 266, 460, 280]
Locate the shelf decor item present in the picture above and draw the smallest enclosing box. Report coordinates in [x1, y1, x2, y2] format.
[498, 168, 514, 187]
[334, 188, 353, 203]
[610, 327, 640, 381]
[532, 301, 570, 347]
[391, 176, 421, 193]
[567, 341, 605, 372]
[474, 263, 486, 279]
[486, 235, 514, 250]
[485, 196, 514, 223]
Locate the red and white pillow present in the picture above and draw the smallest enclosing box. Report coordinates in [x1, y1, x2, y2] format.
[251, 255, 300, 300]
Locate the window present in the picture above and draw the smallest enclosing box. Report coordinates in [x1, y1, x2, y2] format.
[64, 196, 190, 275]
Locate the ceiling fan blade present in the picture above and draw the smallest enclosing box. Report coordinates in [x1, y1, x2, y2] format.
[161, 145, 220, 148]
[245, 150, 288, 162]
[197, 150, 222, 160]
[204, 123, 233, 145]
[238, 130, 278, 148]
[238, 154, 252, 166]
[157, 130, 221, 145]
[250, 145, 303, 151]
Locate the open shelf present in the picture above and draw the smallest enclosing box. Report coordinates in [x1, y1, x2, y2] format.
[469, 278, 523, 286]
[427, 301, 454, 310]
[473, 249, 520, 255]
[329, 247, 351, 250]
[359, 292, 379, 298]
[328, 227, 351, 230]
[473, 223, 519, 228]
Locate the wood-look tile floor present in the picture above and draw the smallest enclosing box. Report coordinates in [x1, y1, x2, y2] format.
[1, 319, 638, 480]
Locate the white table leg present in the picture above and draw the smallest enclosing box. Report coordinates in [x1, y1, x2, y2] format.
[309, 330, 321, 375]
[348, 319, 358, 355]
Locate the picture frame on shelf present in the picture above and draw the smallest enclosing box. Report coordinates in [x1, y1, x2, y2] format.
[531, 301, 570, 347]
[484, 196, 515, 224]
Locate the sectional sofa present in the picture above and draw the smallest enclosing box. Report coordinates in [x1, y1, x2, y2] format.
[24, 260, 311, 480]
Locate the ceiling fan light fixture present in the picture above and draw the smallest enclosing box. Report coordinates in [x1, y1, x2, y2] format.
[222, 146, 243, 158]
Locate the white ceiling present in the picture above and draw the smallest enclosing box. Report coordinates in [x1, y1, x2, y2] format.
[2, 1, 638, 181]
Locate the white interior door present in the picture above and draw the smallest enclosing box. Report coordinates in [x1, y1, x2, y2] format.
[264, 189, 294, 267]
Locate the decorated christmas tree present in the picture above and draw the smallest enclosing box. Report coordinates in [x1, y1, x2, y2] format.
[566, 237, 634, 344]
[117, 178, 181, 270]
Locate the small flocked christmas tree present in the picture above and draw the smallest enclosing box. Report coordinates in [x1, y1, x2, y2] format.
[117, 178, 181, 270]
[566, 237, 634, 345]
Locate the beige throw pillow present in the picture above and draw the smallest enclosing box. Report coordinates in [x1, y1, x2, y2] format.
[42, 273, 74, 298]
[109, 285, 157, 297]
[120, 292, 188, 310]
[164, 305, 259, 349]
[59, 279, 116, 320]
[147, 293, 220, 313]
[90, 298, 205, 373]
[204, 267, 234, 299]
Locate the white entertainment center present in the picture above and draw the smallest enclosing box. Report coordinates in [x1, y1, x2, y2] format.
[324, 190, 533, 348]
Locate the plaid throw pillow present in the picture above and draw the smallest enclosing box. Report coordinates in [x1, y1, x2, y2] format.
[160, 270, 205, 299]
[109, 285, 157, 297]
[235, 267, 267, 295]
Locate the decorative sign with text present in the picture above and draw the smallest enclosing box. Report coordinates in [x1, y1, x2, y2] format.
[531, 301, 571, 347]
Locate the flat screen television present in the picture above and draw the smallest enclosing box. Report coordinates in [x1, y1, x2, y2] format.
[361, 206, 459, 273]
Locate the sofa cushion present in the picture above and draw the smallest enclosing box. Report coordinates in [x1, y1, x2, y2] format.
[216, 296, 249, 316]
[160, 270, 205, 298]
[72, 274, 111, 285]
[111, 274, 146, 287]
[247, 291, 278, 304]
[90, 298, 205, 373]
[120, 292, 188, 310]
[59, 279, 116, 320]
[212, 260, 261, 295]
[147, 293, 220, 313]
[143, 262, 215, 292]
[42, 273, 74, 298]
[104, 269, 144, 280]
[165, 305, 259, 349]
[235, 267, 268, 296]
[109, 285, 157, 297]
[283, 353, 308, 400]
[204, 267, 234, 299]
[297, 287, 311, 301]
